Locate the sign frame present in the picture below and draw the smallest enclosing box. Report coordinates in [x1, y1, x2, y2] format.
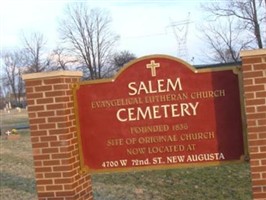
[72, 55, 248, 174]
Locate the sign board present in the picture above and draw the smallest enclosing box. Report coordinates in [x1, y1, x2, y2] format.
[73, 55, 246, 173]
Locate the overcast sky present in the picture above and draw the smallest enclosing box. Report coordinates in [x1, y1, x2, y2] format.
[0, 0, 212, 64]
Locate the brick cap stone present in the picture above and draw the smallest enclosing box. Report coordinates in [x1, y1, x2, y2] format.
[240, 49, 266, 58]
[22, 70, 83, 80]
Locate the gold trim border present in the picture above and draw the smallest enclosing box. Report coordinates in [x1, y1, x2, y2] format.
[72, 82, 87, 174]
[77, 54, 241, 86]
[72, 54, 248, 174]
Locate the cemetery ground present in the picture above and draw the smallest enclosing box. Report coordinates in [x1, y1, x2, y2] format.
[0, 109, 252, 200]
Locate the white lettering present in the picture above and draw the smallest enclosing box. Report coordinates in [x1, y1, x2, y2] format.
[128, 78, 183, 96]
[116, 102, 199, 122]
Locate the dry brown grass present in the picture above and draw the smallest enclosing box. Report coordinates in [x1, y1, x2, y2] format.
[0, 130, 37, 200]
[0, 109, 253, 199]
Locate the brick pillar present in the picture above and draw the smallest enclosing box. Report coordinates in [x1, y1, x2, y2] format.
[240, 49, 266, 200]
[22, 71, 93, 200]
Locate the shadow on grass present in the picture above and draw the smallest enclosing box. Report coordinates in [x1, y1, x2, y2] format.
[0, 172, 36, 194]
[92, 163, 252, 200]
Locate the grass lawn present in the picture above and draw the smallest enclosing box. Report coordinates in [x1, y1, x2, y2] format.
[0, 109, 29, 131]
[0, 109, 253, 199]
[92, 163, 252, 200]
[0, 130, 37, 200]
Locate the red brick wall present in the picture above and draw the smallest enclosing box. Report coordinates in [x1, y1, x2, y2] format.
[241, 49, 266, 200]
[22, 51, 266, 200]
[23, 71, 93, 200]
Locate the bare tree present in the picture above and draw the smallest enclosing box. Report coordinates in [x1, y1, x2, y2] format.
[111, 50, 136, 69]
[22, 32, 49, 73]
[101, 50, 137, 78]
[0, 85, 6, 109]
[199, 17, 252, 63]
[1, 50, 25, 106]
[202, 0, 265, 49]
[58, 3, 119, 79]
[49, 47, 79, 71]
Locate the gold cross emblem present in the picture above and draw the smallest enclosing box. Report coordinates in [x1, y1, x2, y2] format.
[146, 60, 160, 77]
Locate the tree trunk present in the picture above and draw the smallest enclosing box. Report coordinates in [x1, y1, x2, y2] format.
[252, 0, 263, 48]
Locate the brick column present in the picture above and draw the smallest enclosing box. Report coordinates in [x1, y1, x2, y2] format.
[22, 71, 93, 200]
[240, 49, 266, 200]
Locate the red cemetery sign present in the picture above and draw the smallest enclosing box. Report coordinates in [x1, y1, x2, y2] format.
[73, 55, 246, 173]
